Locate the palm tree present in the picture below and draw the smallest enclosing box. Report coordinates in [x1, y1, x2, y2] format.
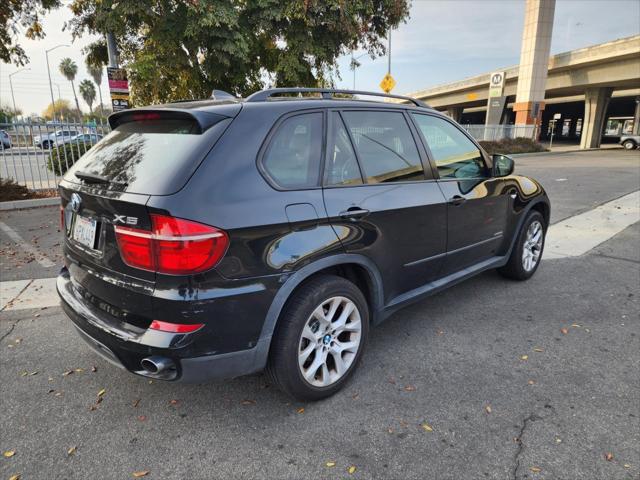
[86, 62, 105, 117]
[79, 80, 97, 115]
[59, 58, 81, 119]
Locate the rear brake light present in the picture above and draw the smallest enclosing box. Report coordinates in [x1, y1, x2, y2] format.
[149, 320, 204, 333]
[114, 214, 228, 274]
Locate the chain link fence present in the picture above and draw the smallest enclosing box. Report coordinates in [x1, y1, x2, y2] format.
[0, 117, 111, 190]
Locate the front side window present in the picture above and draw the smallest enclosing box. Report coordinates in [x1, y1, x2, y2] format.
[412, 114, 487, 180]
[262, 113, 323, 189]
[341, 111, 424, 183]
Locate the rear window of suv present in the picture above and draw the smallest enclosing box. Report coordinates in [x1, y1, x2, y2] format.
[64, 114, 230, 195]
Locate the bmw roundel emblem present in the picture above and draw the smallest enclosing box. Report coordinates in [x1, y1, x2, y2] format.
[70, 193, 82, 213]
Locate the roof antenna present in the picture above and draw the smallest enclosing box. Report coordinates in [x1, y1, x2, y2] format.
[210, 89, 237, 101]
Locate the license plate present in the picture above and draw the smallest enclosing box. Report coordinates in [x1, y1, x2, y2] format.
[72, 215, 98, 249]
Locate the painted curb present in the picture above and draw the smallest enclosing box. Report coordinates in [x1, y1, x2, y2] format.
[0, 197, 60, 211]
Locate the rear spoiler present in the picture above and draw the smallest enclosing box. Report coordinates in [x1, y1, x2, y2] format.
[108, 108, 233, 132]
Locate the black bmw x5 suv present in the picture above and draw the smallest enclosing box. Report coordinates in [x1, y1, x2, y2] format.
[57, 88, 550, 400]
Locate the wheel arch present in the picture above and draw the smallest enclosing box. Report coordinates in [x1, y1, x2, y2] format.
[252, 254, 384, 370]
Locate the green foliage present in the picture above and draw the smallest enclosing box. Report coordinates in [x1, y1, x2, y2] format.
[479, 137, 547, 155]
[79, 80, 97, 112]
[68, 0, 410, 104]
[42, 99, 76, 121]
[47, 142, 92, 176]
[1, 0, 62, 65]
[59, 58, 78, 81]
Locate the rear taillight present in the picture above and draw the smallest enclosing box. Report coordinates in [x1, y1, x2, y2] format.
[114, 214, 228, 275]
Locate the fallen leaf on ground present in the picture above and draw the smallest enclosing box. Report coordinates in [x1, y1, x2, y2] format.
[352, 393, 359, 400]
[133, 399, 141, 408]
[138, 415, 147, 422]
[436, 329, 444, 336]
[528, 380, 535, 385]
[571, 324, 581, 328]
[74, 368, 84, 373]
[605, 452, 614, 461]
[533, 347, 544, 352]
[9, 475, 20, 480]
[325, 461, 336, 467]
[91, 366, 97, 372]
[133, 471, 149, 477]
[485, 405, 492, 414]
[28, 371, 38, 376]
[89, 405, 97, 411]
[404, 385, 416, 392]
[387, 377, 396, 385]
[20, 371, 28, 377]
[97, 389, 106, 397]
[347, 465, 357, 474]
[421, 422, 433, 432]
[520, 355, 528, 361]
[169, 399, 179, 406]
[624, 464, 631, 468]
[62, 370, 74, 376]
[555, 438, 562, 443]
[560, 328, 569, 335]
[530, 466, 541, 473]
[67, 446, 77, 456]
[387, 427, 394, 434]
[297, 407, 305, 414]
[241, 399, 256, 405]
[3, 450, 16, 458]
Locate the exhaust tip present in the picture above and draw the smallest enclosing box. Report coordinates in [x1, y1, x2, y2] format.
[140, 356, 174, 375]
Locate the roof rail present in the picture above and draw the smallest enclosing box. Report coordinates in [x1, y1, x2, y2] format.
[245, 88, 429, 108]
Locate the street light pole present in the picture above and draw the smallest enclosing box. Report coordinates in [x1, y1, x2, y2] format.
[387, 30, 392, 75]
[45, 44, 70, 122]
[350, 52, 367, 90]
[8, 67, 30, 119]
[54, 83, 62, 103]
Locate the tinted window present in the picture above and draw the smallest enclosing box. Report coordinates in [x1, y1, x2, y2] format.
[412, 114, 487, 179]
[341, 111, 423, 183]
[64, 116, 228, 195]
[325, 113, 362, 186]
[262, 113, 323, 189]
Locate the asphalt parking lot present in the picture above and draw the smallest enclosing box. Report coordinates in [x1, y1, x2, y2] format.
[1, 149, 639, 479]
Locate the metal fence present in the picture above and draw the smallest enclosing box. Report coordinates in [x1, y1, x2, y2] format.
[461, 124, 538, 142]
[0, 117, 111, 190]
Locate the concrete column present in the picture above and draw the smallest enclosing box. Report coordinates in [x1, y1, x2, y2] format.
[633, 97, 640, 135]
[514, 0, 555, 131]
[446, 107, 463, 123]
[580, 87, 612, 149]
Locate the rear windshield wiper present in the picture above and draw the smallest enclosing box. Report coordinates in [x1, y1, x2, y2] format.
[75, 171, 110, 184]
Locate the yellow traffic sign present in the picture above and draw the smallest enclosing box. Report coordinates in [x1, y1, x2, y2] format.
[379, 73, 396, 93]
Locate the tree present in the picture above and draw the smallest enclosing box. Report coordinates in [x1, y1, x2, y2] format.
[86, 61, 105, 116]
[0, 104, 22, 122]
[67, 0, 410, 105]
[79, 79, 97, 114]
[1, 0, 61, 65]
[59, 57, 82, 118]
[42, 99, 74, 121]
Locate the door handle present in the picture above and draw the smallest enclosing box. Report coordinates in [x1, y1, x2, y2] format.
[339, 207, 370, 221]
[447, 195, 466, 206]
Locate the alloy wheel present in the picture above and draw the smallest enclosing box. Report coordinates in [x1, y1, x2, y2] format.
[522, 220, 543, 272]
[297, 296, 362, 387]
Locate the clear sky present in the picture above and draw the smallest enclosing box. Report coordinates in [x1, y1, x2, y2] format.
[1, 0, 639, 117]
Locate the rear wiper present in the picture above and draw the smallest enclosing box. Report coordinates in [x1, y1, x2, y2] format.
[75, 171, 110, 184]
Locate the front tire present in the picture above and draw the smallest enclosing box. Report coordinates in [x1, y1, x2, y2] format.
[266, 275, 369, 401]
[498, 210, 546, 281]
[622, 140, 636, 150]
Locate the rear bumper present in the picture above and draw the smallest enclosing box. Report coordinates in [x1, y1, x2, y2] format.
[57, 268, 265, 382]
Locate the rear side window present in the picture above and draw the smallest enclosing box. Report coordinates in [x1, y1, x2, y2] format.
[325, 113, 363, 186]
[261, 113, 323, 189]
[341, 111, 424, 183]
[64, 115, 229, 195]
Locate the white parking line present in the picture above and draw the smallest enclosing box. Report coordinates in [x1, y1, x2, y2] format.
[544, 190, 640, 259]
[0, 221, 55, 268]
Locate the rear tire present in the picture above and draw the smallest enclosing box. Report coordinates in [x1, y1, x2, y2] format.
[622, 140, 636, 150]
[266, 275, 369, 401]
[498, 210, 545, 281]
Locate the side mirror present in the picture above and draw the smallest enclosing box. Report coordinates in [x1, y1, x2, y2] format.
[492, 154, 514, 177]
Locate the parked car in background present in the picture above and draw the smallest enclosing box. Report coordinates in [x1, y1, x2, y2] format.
[33, 129, 79, 149]
[0, 130, 11, 149]
[620, 134, 640, 150]
[57, 88, 551, 401]
[59, 133, 103, 147]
